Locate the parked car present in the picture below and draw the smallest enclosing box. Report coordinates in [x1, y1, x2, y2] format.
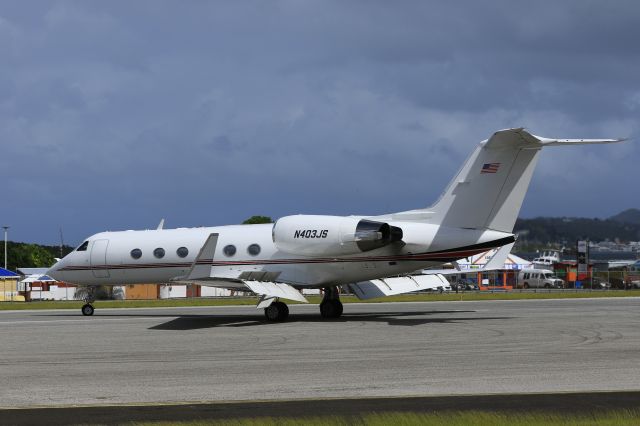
[589, 277, 611, 289]
[518, 269, 564, 289]
[454, 279, 479, 291]
[425, 283, 451, 293]
[609, 279, 640, 289]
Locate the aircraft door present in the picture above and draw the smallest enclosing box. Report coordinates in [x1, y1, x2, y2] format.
[90, 239, 110, 278]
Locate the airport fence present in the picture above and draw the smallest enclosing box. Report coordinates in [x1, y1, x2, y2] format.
[453, 267, 639, 291]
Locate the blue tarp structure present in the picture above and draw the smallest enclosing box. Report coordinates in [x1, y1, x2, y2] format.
[0, 267, 19, 278]
[22, 274, 57, 283]
[38, 275, 55, 281]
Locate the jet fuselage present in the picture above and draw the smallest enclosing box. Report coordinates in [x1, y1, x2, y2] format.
[49, 222, 513, 289]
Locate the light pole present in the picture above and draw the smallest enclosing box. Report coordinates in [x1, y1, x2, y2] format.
[2, 226, 8, 271]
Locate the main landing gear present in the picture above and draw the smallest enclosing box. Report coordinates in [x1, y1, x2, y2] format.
[320, 286, 343, 319]
[263, 286, 344, 322]
[81, 286, 97, 316]
[264, 300, 289, 322]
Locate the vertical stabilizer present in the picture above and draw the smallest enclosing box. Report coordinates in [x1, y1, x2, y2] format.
[390, 128, 623, 233]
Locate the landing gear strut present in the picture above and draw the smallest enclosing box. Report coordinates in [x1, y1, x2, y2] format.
[320, 286, 343, 319]
[81, 286, 97, 316]
[264, 300, 289, 322]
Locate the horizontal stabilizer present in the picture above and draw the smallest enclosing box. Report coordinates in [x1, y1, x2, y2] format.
[244, 281, 308, 303]
[345, 274, 449, 300]
[484, 128, 625, 150]
[535, 136, 626, 146]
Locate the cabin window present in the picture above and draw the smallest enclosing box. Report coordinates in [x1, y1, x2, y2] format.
[153, 248, 165, 259]
[247, 244, 261, 256]
[223, 245, 236, 257]
[176, 247, 189, 258]
[131, 248, 142, 259]
[76, 241, 89, 252]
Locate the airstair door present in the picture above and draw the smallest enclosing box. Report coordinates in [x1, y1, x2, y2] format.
[90, 239, 110, 278]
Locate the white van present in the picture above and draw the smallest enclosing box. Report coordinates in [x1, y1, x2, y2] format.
[518, 269, 564, 289]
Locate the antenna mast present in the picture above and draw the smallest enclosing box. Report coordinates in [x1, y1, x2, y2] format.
[59, 227, 65, 258]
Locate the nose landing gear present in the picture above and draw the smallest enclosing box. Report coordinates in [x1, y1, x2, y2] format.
[81, 286, 97, 316]
[81, 304, 95, 316]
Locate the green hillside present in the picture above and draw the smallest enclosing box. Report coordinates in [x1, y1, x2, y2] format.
[514, 209, 640, 249]
[610, 208, 640, 225]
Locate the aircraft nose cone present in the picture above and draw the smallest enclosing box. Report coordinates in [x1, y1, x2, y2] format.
[46, 260, 65, 282]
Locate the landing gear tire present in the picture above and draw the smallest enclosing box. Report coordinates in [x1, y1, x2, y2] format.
[320, 300, 343, 319]
[81, 304, 95, 316]
[81, 286, 97, 316]
[264, 301, 289, 322]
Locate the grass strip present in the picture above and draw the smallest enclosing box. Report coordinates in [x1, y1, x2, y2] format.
[131, 409, 640, 426]
[2, 290, 640, 311]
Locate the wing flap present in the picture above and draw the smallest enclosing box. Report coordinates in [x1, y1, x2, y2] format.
[243, 281, 308, 303]
[178, 276, 307, 303]
[345, 274, 449, 300]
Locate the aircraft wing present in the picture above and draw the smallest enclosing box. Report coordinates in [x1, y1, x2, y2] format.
[179, 233, 308, 306]
[176, 275, 309, 306]
[344, 274, 449, 300]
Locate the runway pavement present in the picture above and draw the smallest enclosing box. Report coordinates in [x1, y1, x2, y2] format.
[1, 298, 639, 409]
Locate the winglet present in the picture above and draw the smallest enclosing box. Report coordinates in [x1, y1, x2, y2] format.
[186, 233, 219, 280]
[481, 242, 514, 270]
[157, 219, 165, 230]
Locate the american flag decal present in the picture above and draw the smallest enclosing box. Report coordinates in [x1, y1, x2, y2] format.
[481, 163, 500, 174]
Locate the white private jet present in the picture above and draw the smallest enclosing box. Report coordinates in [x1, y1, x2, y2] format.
[47, 128, 623, 320]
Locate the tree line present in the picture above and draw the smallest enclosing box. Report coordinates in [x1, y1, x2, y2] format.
[0, 241, 74, 272]
[514, 214, 640, 250]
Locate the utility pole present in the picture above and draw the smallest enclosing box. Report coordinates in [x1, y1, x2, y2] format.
[59, 227, 65, 258]
[2, 226, 8, 270]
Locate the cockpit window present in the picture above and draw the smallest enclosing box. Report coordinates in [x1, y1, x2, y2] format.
[76, 241, 89, 252]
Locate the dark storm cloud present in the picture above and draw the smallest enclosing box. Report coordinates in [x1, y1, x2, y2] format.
[0, 0, 638, 244]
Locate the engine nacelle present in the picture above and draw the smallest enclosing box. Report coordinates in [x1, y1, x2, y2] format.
[272, 215, 403, 256]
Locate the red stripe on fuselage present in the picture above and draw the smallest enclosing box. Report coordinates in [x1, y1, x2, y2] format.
[56, 246, 492, 272]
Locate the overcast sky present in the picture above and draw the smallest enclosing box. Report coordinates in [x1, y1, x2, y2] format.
[1, 1, 639, 245]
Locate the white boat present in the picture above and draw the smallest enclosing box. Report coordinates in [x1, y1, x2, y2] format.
[532, 250, 561, 270]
